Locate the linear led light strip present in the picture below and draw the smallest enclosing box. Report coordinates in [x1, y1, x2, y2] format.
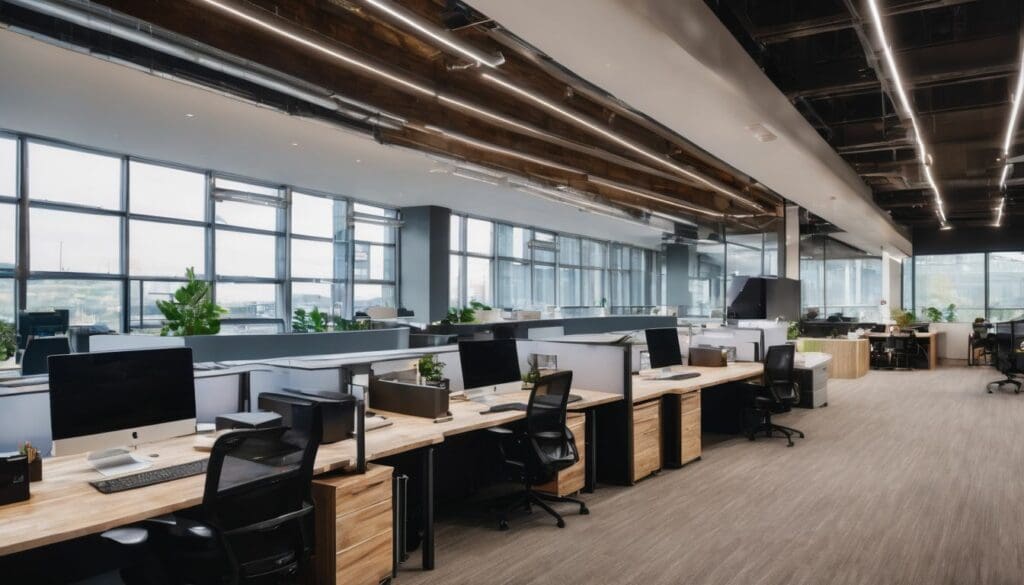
[481, 73, 766, 214]
[192, 0, 761, 214]
[865, 0, 947, 226]
[359, 0, 504, 68]
[195, 0, 435, 97]
[995, 49, 1024, 227]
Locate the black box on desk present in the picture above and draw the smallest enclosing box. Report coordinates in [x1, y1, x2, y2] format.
[271, 389, 357, 444]
[0, 453, 29, 505]
[369, 376, 450, 420]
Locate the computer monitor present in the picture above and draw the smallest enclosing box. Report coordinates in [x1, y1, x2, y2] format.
[48, 347, 197, 474]
[645, 327, 682, 369]
[458, 339, 521, 390]
[17, 309, 69, 350]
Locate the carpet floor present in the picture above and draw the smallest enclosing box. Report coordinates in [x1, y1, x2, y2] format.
[397, 366, 1024, 585]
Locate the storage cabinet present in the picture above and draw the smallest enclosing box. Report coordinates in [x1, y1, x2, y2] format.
[632, 399, 662, 482]
[678, 391, 701, 465]
[312, 464, 394, 585]
[536, 412, 586, 496]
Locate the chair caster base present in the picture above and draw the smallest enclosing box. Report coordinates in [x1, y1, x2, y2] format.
[556, 519, 566, 528]
[580, 505, 590, 515]
[498, 520, 509, 531]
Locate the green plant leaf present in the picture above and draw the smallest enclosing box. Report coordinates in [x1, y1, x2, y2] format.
[156, 267, 227, 336]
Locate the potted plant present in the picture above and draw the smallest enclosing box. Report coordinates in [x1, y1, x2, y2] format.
[944, 304, 958, 323]
[417, 354, 448, 388]
[925, 306, 943, 323]
[156, 267, 227, 336]
[0, 320, 15, 362]
[787, 321, 801, 341]
[470, 300, 501, 323]
[293, 307, 328, 332]
[521, 362, 541, 391]
[333, 316, 371, 331]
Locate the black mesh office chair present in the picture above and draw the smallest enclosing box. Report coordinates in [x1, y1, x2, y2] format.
[116, 405, 321, 585]
[746, 345, 805, 447]
[23, 336, 71, 375]
[488, 371, 588, 530]
[987, 323, 1022, 393]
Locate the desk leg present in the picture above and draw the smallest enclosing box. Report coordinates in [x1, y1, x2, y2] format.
[237, 372, 251, 413]
[421, 447, 435, 571]
[584, 410, 597, 493]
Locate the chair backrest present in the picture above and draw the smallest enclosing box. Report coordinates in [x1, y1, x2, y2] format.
[526, 370, 574, 435]
[524, 371, 577, 478]
[764, 345, 798, 404]
[24, 337, 71, 375]
[764, 345, 794, 385]
[202, 403, 322, 582]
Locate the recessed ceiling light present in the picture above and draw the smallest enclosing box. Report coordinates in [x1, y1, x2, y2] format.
[356, 159, 362, 164]
[184, 113, 195, 118]
[290, 142, 299, 147]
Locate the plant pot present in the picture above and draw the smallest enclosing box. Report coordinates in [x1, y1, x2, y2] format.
[28, 457, 41, 482]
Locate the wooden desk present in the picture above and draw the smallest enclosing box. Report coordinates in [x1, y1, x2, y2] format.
[866, 331, 943, 369]
[0, 387, 620, 558]
[625, 362, 765, 482]
[796, 338, 869, 378]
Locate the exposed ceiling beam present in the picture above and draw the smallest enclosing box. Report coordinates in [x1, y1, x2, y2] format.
[753, 0, 980, 44]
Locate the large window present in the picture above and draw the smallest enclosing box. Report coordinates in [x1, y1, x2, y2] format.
[3, 133, 401, 334]
[799, 236, 882, 321]
[989, 252, 1024, 321]
[351, 204, 398, 314]
[450, 214, 662, 311]
[914, 254, 985, 321]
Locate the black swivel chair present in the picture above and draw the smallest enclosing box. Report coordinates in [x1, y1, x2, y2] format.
[488, 371, 588, 530]
[22, 336, 71, 375]
[114, 404, 322, 584]
[746, 345, 805, 447]
[987, 325, 1022, 393]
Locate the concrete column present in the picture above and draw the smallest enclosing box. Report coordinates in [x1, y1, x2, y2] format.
[399, 206, 450, 324]
[664, 243, 693, 310]
[784, 205, 800, 280]
[880, 251, 903, 314]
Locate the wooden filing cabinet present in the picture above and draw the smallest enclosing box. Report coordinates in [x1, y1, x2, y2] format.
[632, 399, 662, 482]
[678, 391, 702, 465]
[311, 464, 394, 585]
[536, 412, 586, 496]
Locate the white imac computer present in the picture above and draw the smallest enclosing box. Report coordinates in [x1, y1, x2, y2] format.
[48, 347, 197, 476]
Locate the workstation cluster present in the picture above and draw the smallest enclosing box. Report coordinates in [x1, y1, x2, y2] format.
[0, 303, 824, 584]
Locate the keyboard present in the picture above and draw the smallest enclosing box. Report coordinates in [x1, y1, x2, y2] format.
[482, 402, 528, 414]
[654, 371, 702, 381]
[90, 459, 208, 494]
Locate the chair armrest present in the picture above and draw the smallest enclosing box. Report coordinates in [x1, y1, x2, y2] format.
[533, 431, 563, 440]
[486, 426, 515, 436]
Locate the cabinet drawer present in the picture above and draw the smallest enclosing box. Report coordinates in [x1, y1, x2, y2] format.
[333, 468, 391, 517]
[633, 399, 660, 424]
[337, 500, 392, 552]
[679, 392, 700, 414]
[680, 408, 701, 463]
[336, 530, 393, 585]
[633, 407, 662, 481]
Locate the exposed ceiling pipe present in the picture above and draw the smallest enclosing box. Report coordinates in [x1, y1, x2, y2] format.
[182, 0, 766, 213]
[2, 0, 411, 133]
[354, 0, 505, 68]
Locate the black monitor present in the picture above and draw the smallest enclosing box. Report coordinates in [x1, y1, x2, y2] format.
[48, 348, 198, 460]
[458, 339, 521, 389]
[645, 328, 682, 369]
[17, 309, 69, 349]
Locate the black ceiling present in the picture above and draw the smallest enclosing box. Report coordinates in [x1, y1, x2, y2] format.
[707, 0, 1023, 230]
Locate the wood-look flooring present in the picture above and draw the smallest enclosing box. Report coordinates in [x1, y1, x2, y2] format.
[398, 366, 1024, 585]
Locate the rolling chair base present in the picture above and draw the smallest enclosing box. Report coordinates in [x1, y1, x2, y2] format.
[987, 379, 1022, 394]
[747, 418, 805, 448]
[495, 488, 588, 530]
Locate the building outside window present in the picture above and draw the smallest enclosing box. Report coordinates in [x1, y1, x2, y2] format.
[1, 132, 400, 335]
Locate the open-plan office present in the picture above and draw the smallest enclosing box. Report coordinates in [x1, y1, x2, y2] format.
[0, 1, 1022, 584]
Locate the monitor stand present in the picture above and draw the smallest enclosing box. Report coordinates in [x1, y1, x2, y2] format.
[87, 448, 152, 477]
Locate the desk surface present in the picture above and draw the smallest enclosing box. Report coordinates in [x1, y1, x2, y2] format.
[866, 331, 941, 339]
[0, 387, 618, 556]
[631, 362, 764, 403]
